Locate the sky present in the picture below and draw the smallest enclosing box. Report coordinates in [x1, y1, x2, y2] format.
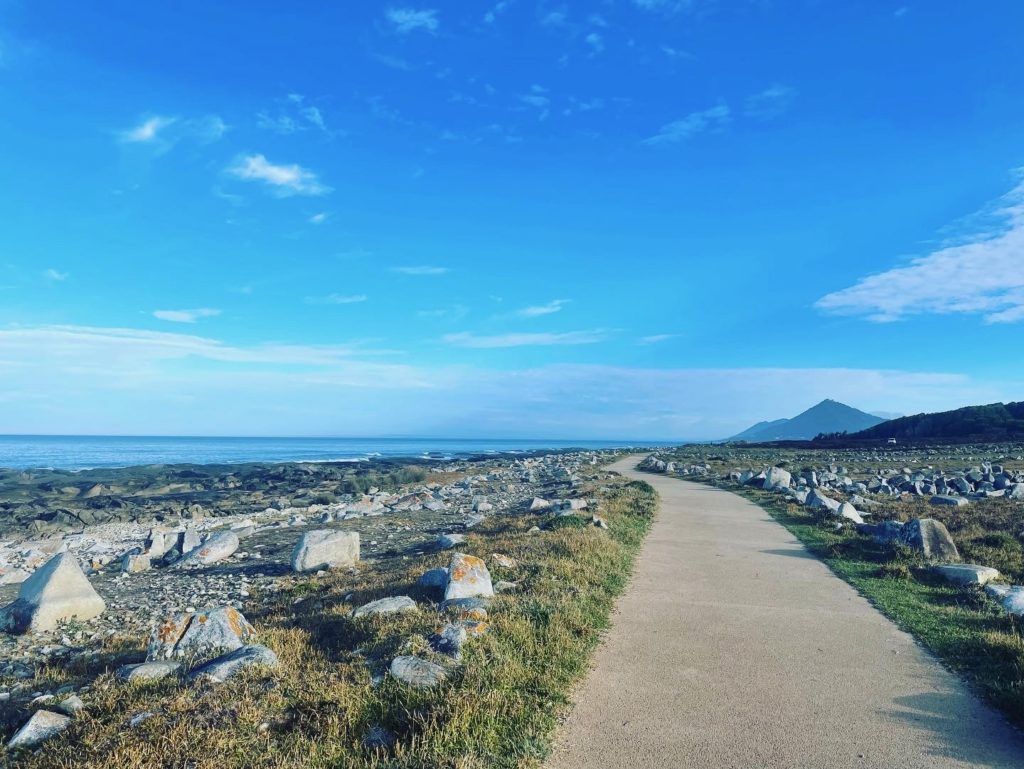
[1, 0, 1023, 440]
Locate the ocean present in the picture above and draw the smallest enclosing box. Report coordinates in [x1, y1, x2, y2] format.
[0, 435, 675, 471]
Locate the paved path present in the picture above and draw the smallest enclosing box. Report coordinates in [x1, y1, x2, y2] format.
[547, 455, 1024, 769]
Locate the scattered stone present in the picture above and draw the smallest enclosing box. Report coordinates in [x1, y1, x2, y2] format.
[490, 554, 517, 569]
[437, 533, 466, 549]
[116, 661, 182, 682]
[933, 564, 1000, 586]
[187, 644, 279, 683]
[291, 530, 359, 573]
[763, 466, 792, 491]
[389, 656, 447, 688]
[836, 502, 864, 525]
[417, 568, 449, 590]
[494, 580, 518, 593]
[173, 530, 239, 569]
[147, 606, 256, 662]
[592, 515, 609, 529]
[56, 695, 85, 715]
[364, 725, 396, 749]
[528, 497, 552, 511]
[128, 712, 156, 728]
[122, 552, 151, 574]
[444, 553, 493, 601]
[0, 552, 106, 634]
[7, 710, 71, 750]
[429, 622, 467, 658]
[352, 596, 418, 618]
[898, 518, 960, 562]
[930, 495, 970, 508]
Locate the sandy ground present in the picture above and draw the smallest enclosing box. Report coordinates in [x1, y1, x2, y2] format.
[547, 455, 1024, 769]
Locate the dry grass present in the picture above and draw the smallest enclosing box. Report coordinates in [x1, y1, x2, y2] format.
[5, 478, 657, 768]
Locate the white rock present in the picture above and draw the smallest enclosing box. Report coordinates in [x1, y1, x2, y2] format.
[290, 530, 359, 573]
[0, 552, 105, 634]
[187, 644, 278, 683]
[352, 596, 417, 618]
[933, 564, 1000, 586]
[7, 710, 71, 749]
[444, 553, 493, 601]
[173, 531, 239, 569]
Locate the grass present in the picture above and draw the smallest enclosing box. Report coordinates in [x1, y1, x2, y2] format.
[717, 481, 1024, 727]
[4, 477, 657, 768]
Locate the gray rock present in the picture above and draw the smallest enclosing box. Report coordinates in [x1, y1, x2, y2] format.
[930, 495, 970, 508]
[187, 644, 279, 683]
[429, 622, 467, 658]
[985, 583, 1024, 616]
[147, 606, 256, 662]
[898, 518, 960, 562]
[440, 596, 490, 619]
[173, 530, 239, 569]
[437, 533, 466, 549]
[444, 553, 493, 601]
[389, 655, 447, 688]
[836, 502, 864, 525]
[0, 552, 105, 634]
[417, 568, 449, 590]
[116, 660, 182, 681]
[763, 466, 792, 491]
[291, 530, 359, 573]
[352, 596, 417, 618]
[122, 552, 152, 574]
[806, 489, 841, 513]
[933, 563, 999, 586]
[528, 497, 552, 511]
[56, 695, 84, 715]
[7, 710, 71, 749]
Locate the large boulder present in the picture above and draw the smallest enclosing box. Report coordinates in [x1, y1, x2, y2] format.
[933, 564, 999, 586]
[444, 553, 493, 601]
[836, 502, 864, 525]
[291, 530, 359, 573]
[898, 518, 960, 562]
[0, 552, 105, 634]
[806, 489, 841, 514]
[763, 467, 792, 491]
[147, 606, 256, 662]
[173, 530, 238, 569]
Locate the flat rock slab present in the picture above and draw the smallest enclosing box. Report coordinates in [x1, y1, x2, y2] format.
[548, 455, 1024, 769]
[352, 596, 417, 618]
[930, 495, 970, 507]
[173, 530, 239, 569]
[933, 564, 1000, 586]
[7, 709, 71, 749]
[187, 643, 278, 683]
[116, 660, 182, 681]
[390, 655, 447, 688]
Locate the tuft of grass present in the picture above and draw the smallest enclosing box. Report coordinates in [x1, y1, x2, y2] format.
[5, 478, 657, 768]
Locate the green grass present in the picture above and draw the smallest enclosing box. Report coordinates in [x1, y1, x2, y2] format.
[721, 482, 1024, 726]
[5, 477, 657, 768]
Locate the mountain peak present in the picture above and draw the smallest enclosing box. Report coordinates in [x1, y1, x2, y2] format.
[729, 399, 885, 442]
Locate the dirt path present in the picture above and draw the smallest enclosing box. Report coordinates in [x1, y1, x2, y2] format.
[547, 455, 1024, 769]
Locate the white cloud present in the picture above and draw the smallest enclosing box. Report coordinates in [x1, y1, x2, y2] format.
[120, 116, 177, 143]
[642, 104, 730, 145]
[153, 309, 221, 323]
[541, 10, 567, 27]
[228, 154, 331, 197]
[816, 173, 1024, 324]
[386, 8, 440, 34]
[391, 265, 450, 275]
[304, 294, 368, 305]
[745, 84, 797, 120]
[0, 324, 1014, 439]
[443, 330, 607, 348]
[515, 299, 570, 317]
[639, 334, 675, 344]
[308, 212, 329, 225]
[44, 268, 68, 281]
[484, 0, 512, 24]
[258, 95, 330, 135]
[585, 32, 604, 53]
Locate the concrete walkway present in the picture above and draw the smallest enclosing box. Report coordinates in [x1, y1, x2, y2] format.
[547, 455, 1024, 769]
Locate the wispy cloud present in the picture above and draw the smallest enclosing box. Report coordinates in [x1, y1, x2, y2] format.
[120, 115, 177, 143]
[153, 308, 221, 324]
[642, 104, 730, 145]
[585, 32, 604, 53]
[391, 265, 450, 276]
[119, 114, 225, 149]
[443, 330, 607, 348]
[484, 0, 513, 24]
[227, 154, 331, 197]
[257, 94, 331, 135]
[418, 304, 470, 321]
[895, 6, 909, 17]
[515, 299, 570, 317]
[639, 334, 675, 344]
[308, 212, 329, 225]
[816, 173, 1024, 324]
[745, 84, 797, 120]
[44, 268, 68, 282]
[386, 8, 440, 34]
[304, 294, 368, 305]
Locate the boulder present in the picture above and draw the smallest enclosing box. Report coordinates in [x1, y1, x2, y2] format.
[1008, 484, 1024, 500]
[429, 622, 468, 659]
[173, 530, 238, 569]
[444, 553, 493, 601]
[836, 502, 864, 525]
[806, 489, 841, 514]
[933, 564, 999, 586]
[528, 497, 552, 511]
[898, 518, 960, 562]
[985, 584, 1024, 616]
[290, 530, 359, 573]
[763, 467, 792, 491]
[147, 606, 256, 662]
[122, 552, 151, 574]
[0, 552, 105, 634]
[389, 656, 447, 688]
[417, 568, 449, 590]
[187, 644, 278, 683]
[7, 710, 71, 750]
[352, 596, 417, 618]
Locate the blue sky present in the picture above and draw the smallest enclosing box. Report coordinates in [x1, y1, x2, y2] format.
[1, 0, 1023, 439]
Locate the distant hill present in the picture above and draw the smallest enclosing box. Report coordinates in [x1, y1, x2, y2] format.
[730, 399, 886, 442]
[847, 401, 1024, 442]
